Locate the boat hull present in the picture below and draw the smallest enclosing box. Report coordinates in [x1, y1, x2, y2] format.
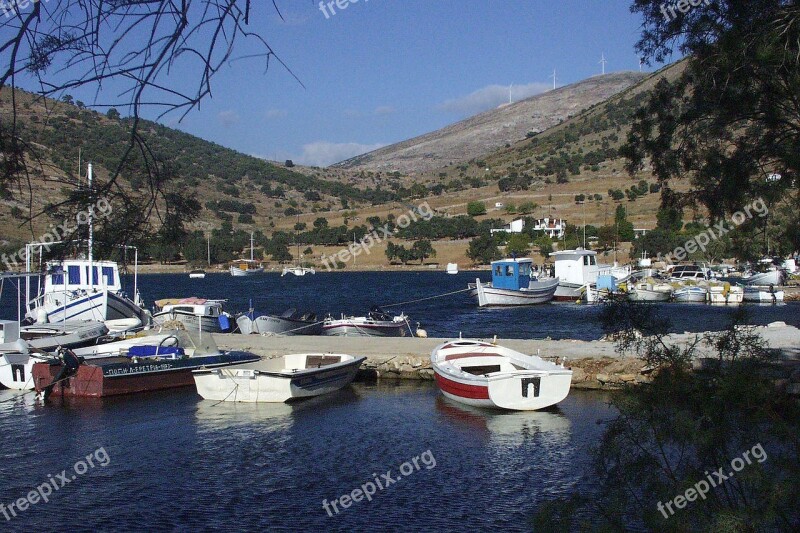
[673, 287, 707, 303]
[627, 289, 672, 302]
[28, 290, 145, 327]
[322, 323, 407, 337]
[230, 266, 264, 277]
[743, 287, 784, 303]
[32, 351, 260, 398]
[431, 340, 572, 411]
[152, 311, 226, 333]
[253, 316, 322, 336]
[742, 270, 783, 286]
[469, 278, 558, 307]
[193, 355, 365, 402]
[553, 282, 584, 302]
[0, 321, 109, 390]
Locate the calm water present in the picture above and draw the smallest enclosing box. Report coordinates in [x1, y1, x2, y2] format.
[0, 383, 614, 532]
[3, 271, 796, 339]
[1, 271, 796, 530]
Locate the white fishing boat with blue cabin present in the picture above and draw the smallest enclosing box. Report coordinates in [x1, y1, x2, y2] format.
[469, 258, 559, 307]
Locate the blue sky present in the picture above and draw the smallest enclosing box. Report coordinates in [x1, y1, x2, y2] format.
[24, 1, 668, 167]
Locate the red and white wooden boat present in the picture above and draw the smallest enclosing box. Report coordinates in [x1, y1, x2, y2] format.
[431, 340, 572, 411]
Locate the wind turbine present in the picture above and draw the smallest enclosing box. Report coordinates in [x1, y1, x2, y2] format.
[509, 83, 513, 105]
[550, 69, 557, 90]
[600, 53, 607, 75]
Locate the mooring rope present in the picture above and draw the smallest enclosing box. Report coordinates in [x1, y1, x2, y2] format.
[380, 287, 472, 309]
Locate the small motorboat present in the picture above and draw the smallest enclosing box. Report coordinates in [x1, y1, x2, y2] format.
[32, 330, 260, 399]
[743, 285, 784, 303]
[468, 258, 558, 307]
[707, 283, 744, 304]
[189, 269, 206, 279]
[741, 269, 784, 286]
[322, 307, 410, 337]
[626, 280, 673, 302]
[237, 308, 323, 336]
[431, 339, 572, 411]
[672, 285, 708, 303]
[281, 266, 316, 277]
[193, 353, 366, 402]
[0, 320, 109, 390]
[152, 298, 234, 333]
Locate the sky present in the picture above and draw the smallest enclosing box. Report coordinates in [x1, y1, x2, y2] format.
[20, 1, 670, 167]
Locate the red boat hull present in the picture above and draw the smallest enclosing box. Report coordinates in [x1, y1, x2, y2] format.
[33, 363, 196, 398]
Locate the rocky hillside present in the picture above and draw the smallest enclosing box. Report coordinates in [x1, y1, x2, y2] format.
[335, 71, 646, 175]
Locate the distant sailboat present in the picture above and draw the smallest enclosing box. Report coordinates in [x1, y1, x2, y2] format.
[230, 232, 264, 277]
[282, 218, 315, 277]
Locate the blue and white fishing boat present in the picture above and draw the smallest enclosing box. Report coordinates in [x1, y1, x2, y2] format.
[469, 258, 558, 307]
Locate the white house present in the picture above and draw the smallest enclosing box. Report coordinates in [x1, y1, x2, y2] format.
[533, 217, 566, 239]
[490, 218, 525, 235]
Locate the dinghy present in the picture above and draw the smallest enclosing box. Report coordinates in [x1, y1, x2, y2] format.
[193, 353, 365, 402]
[431, 340, 572, 411]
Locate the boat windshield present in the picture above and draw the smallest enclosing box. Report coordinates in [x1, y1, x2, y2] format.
[519, 263, 531, 276]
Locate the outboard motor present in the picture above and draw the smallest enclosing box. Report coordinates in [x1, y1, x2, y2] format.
[43, 348, 82, 402]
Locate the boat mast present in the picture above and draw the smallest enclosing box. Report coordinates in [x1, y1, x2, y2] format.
[88, 163, 93, 284]
[207, 234, 211, 266]
[250, 231, 254, 262]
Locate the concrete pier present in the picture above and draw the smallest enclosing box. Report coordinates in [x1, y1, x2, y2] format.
[213, 322, 800, 391]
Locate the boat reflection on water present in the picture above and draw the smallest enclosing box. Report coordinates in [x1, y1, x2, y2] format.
[193, 386, 362, 432]
[435, 395, 572, 447]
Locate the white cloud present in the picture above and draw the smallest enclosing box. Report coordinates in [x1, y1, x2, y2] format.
[374, 106, 396, 116]
[296, 141, 386, 167]
[438, 82, 551, 115]
[217, 110, 240, 127]
[265, 109, 288, 120]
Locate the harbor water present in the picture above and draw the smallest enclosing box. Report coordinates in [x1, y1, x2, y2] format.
[0, 383, 613, 531]
[1, 271, 797, 531]
[4, 271, 796, 339]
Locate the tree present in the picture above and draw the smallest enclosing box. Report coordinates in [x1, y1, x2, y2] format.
[518, 201, 538, 215]
[506, 233, 530, 256]
[615, 205, 635, 242]
[466, 235, 501, 264]
[540, 302, 800, 530]
[467, 201, 487, 217]
[270, 243, 293, 263]
[1, 1, 290, 247]
[624, 1, 800, 258]
[410, 240, 436, 264]
[533, 235, 553, 257]
[106, 108, 121, 120]
[313, 217, 329, 230]
[656, 188, 684, 233]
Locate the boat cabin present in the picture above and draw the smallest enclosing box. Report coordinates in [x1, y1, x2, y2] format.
[550, 249, 601, 286]
[42, 259, 122, 294]
[490, 258, 534, 291]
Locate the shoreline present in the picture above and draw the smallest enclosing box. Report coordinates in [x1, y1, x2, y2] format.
[212, 323, 800, 391]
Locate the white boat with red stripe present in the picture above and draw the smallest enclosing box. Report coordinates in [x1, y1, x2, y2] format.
[431, 340, 572, 411]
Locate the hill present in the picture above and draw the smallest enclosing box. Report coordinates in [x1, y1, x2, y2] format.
[334, 72, 646, 175]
